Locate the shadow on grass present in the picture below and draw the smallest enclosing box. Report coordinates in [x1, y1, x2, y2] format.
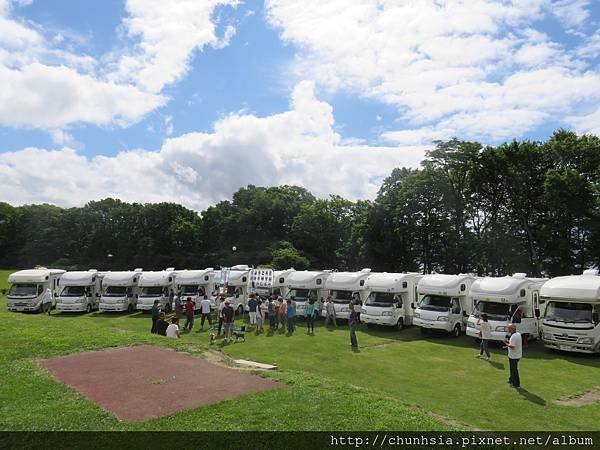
[487, 360, 505, 370]
[517, 387, 546, 406]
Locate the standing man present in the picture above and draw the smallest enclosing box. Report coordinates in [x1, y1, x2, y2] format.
[325, 296, 337, 327]
[151, 299, 160, 334]
[183, 297, 195, 331]
[217, 295, 226, 335]
[222, 300, 235, 342]
[199, 294, 213, 331]
[255, 298, 265, 334]
[476, 313, 492, 361]
[286, 298, 296, 334]
[248, 293, 258, 328]
[278, 297, 287, 332]
[174, 291, 183, 319]
[504, 324, 522, 388]
[348, 303, 359, 348]
[305, 298, 316, 335]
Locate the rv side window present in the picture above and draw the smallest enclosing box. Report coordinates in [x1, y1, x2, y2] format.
[396, 295, 403, 307]
[316, 279, 322, 285]
[451, 298, 461, 314]
[37, 285, 43, 295]
[520, 289, 526, 297]
[197, 286, 206, 296]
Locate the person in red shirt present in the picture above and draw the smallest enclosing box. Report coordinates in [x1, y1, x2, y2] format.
[183, 297, 196, 331]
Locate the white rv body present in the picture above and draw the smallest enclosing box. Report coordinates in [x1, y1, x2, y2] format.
[56, 270, 104, 313]
[541, 269, 600, 354]
[466, 274, 547, 342]
[361, 273, 423, 329]
[136, 269, 177, 311]
[175, 268, 216, 311]
[216, 265, 251, 313]
[6, 268, 65, 312]
[321, 269, 372, 320]
[413, 274, 476, 336]
[284, 270, 331, 317]
[99, 270, 142, 312]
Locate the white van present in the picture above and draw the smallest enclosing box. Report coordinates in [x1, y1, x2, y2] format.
[361, 273, 422, 329]
[284, 270, 331, 317]
[136, 268, 177, 312]
[216, 265, 251, 314]
[99, 269, 142, 312]
[321, 269, 372, 320]
[175, 268, 216, 311]
[413, 274, 476, 337]
[541, 269, 600, 354]
[56, 270, 104, 313]
[466, 274, 547, 342]
[6, 268, 65, 312]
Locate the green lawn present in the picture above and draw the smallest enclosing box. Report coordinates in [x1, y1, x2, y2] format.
[1, 272, 599, 431]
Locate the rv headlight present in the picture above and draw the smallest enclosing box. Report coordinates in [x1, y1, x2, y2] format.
[414, 312, 420, 319]
[467, 321, 475, 328]
[577, 337, 594, 345]
[495, 326, 507, 332]
[381, 311, 392, 316]
[437, 316, 449, 322]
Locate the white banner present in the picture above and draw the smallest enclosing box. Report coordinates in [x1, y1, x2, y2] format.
[250, 268, 273, 289]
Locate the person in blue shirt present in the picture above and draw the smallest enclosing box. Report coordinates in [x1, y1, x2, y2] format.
[305, 298, 316, 335]
[286, 298, 296, 335]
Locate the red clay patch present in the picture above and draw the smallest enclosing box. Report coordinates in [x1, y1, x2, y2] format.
[40, 345, 282, 422]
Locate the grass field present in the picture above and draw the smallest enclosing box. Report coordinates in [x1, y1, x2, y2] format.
[1, 270, 599, 431]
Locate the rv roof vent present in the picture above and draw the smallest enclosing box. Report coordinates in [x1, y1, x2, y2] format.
[165, 267, 175, 271]
[134, 268, 143, 272]
[582, 269, 599, 276]
[88, 269, 98, 273]
[361, 268, 372, 273]
[205, 267, 214, 271]
[512, 273, 527, 279]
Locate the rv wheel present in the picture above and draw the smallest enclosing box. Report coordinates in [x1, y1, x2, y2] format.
[452, 324, 461, 338]
[396, 318, 404, 331]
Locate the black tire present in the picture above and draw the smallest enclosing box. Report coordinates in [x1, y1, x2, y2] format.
[452, 324, 461, 338]
[396, 318, 404, 331]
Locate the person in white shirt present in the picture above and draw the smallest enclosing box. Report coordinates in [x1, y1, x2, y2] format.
[166, 317, 180, 339]
[476, 313, 492, 361]
[199, 295, 213, 331]
[504, 324, 522, 388]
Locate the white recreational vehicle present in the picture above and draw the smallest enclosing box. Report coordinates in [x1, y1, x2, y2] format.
[99, 269, 143, 312]
[284, 270, 331, 317]
[466, 274, 547, 342]
[217, 265, 251, 314]
[6, 268, 65, 312]
[361, 272, 423, 329]
[413, 274, 476, 336]
[321, 269, 372, 320]
[56, 270, 104, 313]
[136, 268, 177, 312]
[175, 268, 216, 311]
[541, 269, 600, 354]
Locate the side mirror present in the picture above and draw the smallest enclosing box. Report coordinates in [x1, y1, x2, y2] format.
[535, 308, 540, 319]
[411, 303, 415, 310]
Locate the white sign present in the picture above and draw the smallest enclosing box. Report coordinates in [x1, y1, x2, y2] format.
[251, 269, 273, 289]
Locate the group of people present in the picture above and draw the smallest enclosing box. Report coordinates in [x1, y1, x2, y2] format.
[476, 313, 523, 388]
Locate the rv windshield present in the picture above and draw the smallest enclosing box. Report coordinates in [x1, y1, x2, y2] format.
[286, 288, 311, 301]
[365, 292, 397, 306]
[330, 290, 354, 304]
[180, 284, 200, 295]
[473, 301, 510, 321]
[419, 295, 451, 312]
[104, 286, 127, 297]
[9, 283, 38, 297]
[140, 286, 164, 297]
[61, 286, 86, 297]
[545, 302, 592, 324]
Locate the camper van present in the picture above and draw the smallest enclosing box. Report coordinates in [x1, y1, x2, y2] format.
[6, 268, 65, 312]
[99, 269, 142, 312]
[466, 274, 547, 342]
[174, 268, 216, 311]
[321, 269, 372, 320]
[136, 268, 177, 312]
[541, 269, 600, 354]
[284, 270, 331, 317]
[56, 270, 104, 313]
[361, 273, 422, 329]
[413, 274, 476, 336]
[216, 265, 251, 314]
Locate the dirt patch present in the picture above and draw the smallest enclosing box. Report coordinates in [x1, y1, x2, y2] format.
[40, 345, 282, 422]
[553, 387, 600, 407]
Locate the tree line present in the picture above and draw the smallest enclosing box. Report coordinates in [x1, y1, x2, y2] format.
[0, 130, 598, 277]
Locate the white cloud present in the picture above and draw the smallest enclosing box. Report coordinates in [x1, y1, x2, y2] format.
[266, 0, 600, 143]
[550, 0, 591, 29]
[0, 81, 426, 209]
[0, 0, 237, 130]
[567, 107, 600, 136]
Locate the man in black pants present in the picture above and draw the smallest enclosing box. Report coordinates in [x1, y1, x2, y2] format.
[151, 299, 160, 333]
[504, 324, 522, 388]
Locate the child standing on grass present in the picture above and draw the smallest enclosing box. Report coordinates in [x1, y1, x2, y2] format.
[476, 313, 491, 361]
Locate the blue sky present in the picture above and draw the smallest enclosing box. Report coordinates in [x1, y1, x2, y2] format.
[0, 0, 599, 209]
